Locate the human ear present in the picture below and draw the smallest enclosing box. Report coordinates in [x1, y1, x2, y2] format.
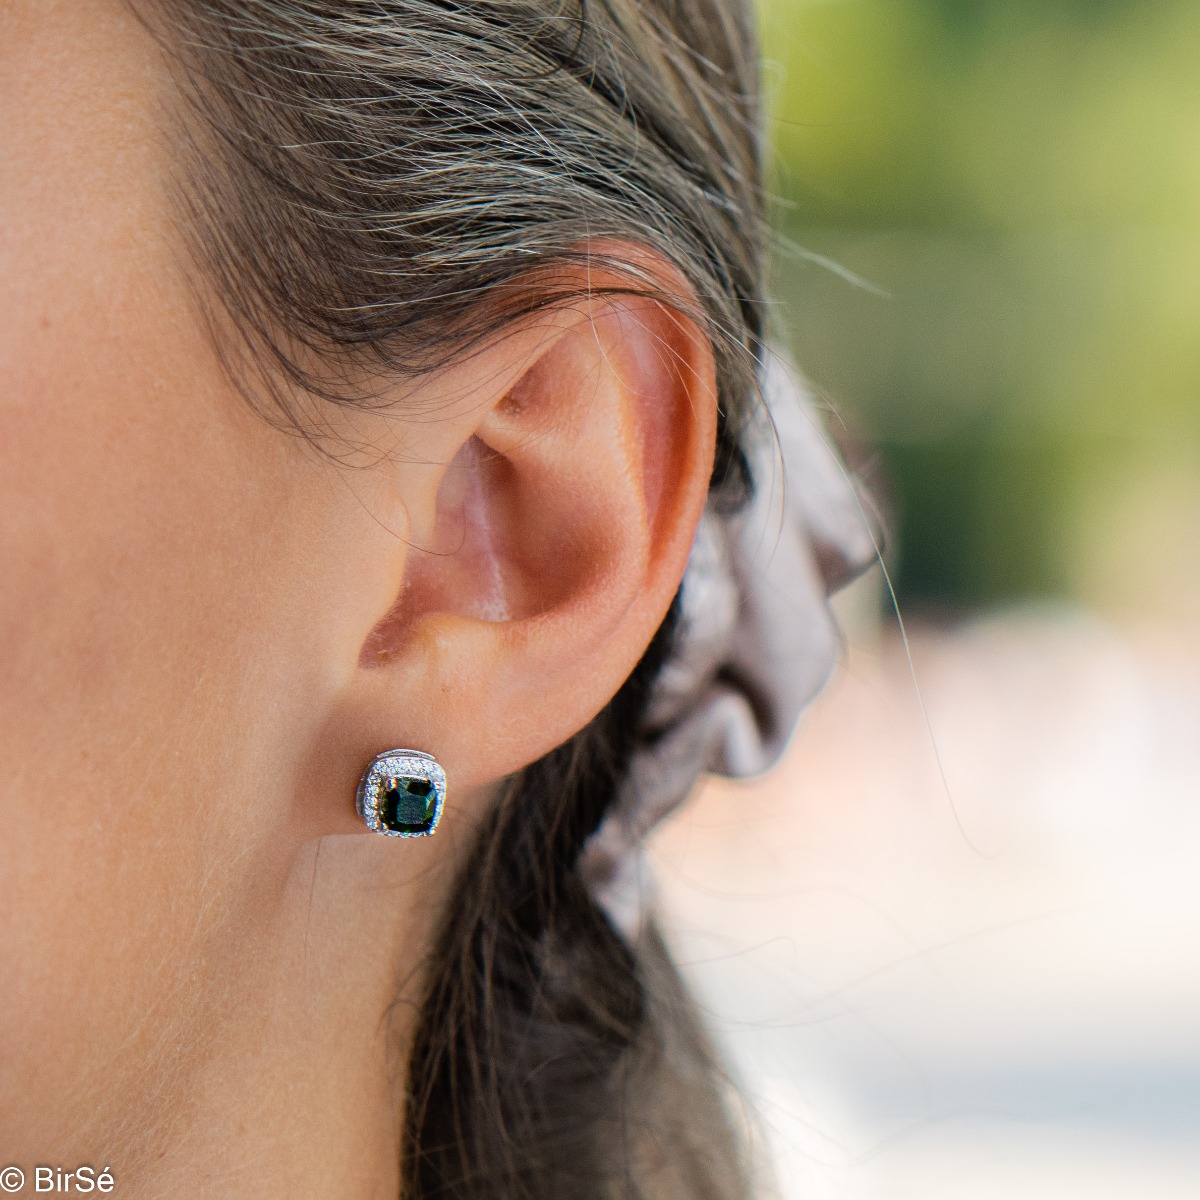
[313, 255, 717, 831]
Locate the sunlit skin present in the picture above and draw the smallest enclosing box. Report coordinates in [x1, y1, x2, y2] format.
[0, 2, 717, 1195]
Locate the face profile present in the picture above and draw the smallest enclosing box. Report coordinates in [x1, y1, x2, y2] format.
[0, 1, 864, 1196]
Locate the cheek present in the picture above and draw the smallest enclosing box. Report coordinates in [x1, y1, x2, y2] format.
[0, 236, 331, 1152]
[0, 6, 408, 1152]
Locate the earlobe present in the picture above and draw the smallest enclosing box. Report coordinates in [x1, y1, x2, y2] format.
[332, 256, 717, 821]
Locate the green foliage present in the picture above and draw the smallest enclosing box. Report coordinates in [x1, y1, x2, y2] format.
[762, 0, 1200, 611]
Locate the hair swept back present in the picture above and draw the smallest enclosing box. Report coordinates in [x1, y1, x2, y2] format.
[141, 1, 770, 1195]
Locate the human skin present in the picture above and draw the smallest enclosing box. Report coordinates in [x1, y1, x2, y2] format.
[0, 2, 717, 1195]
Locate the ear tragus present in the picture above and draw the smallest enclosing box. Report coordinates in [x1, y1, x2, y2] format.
[360, 435, 518, 666]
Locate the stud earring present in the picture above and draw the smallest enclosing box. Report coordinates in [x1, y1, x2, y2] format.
[356, 749, 447, 837]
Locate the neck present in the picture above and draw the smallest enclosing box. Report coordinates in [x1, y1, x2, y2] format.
[129, 835, 442, 1200]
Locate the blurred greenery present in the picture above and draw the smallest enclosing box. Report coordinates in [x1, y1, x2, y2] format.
[759, 0, 1200, 616]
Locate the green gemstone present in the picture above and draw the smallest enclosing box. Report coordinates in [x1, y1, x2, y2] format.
[380, 775, 437, 835]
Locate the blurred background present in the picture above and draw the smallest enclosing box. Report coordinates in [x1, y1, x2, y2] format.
[652, 2, 1200, 1196]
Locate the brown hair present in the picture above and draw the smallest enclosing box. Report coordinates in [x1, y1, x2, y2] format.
[143, 2, 768, 1195]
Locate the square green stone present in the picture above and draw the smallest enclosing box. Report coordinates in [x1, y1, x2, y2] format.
[380, 775, 437, 835]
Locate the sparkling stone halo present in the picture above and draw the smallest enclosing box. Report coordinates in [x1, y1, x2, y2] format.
[356, 749, 447, 838]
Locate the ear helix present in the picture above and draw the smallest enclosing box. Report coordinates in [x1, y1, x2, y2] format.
[356, 749, 446, 837]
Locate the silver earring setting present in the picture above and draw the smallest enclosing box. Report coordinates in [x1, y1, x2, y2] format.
[357, 749, 447, 837]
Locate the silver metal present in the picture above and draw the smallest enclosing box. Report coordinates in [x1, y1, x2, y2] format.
[356, 749, 447, 837]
